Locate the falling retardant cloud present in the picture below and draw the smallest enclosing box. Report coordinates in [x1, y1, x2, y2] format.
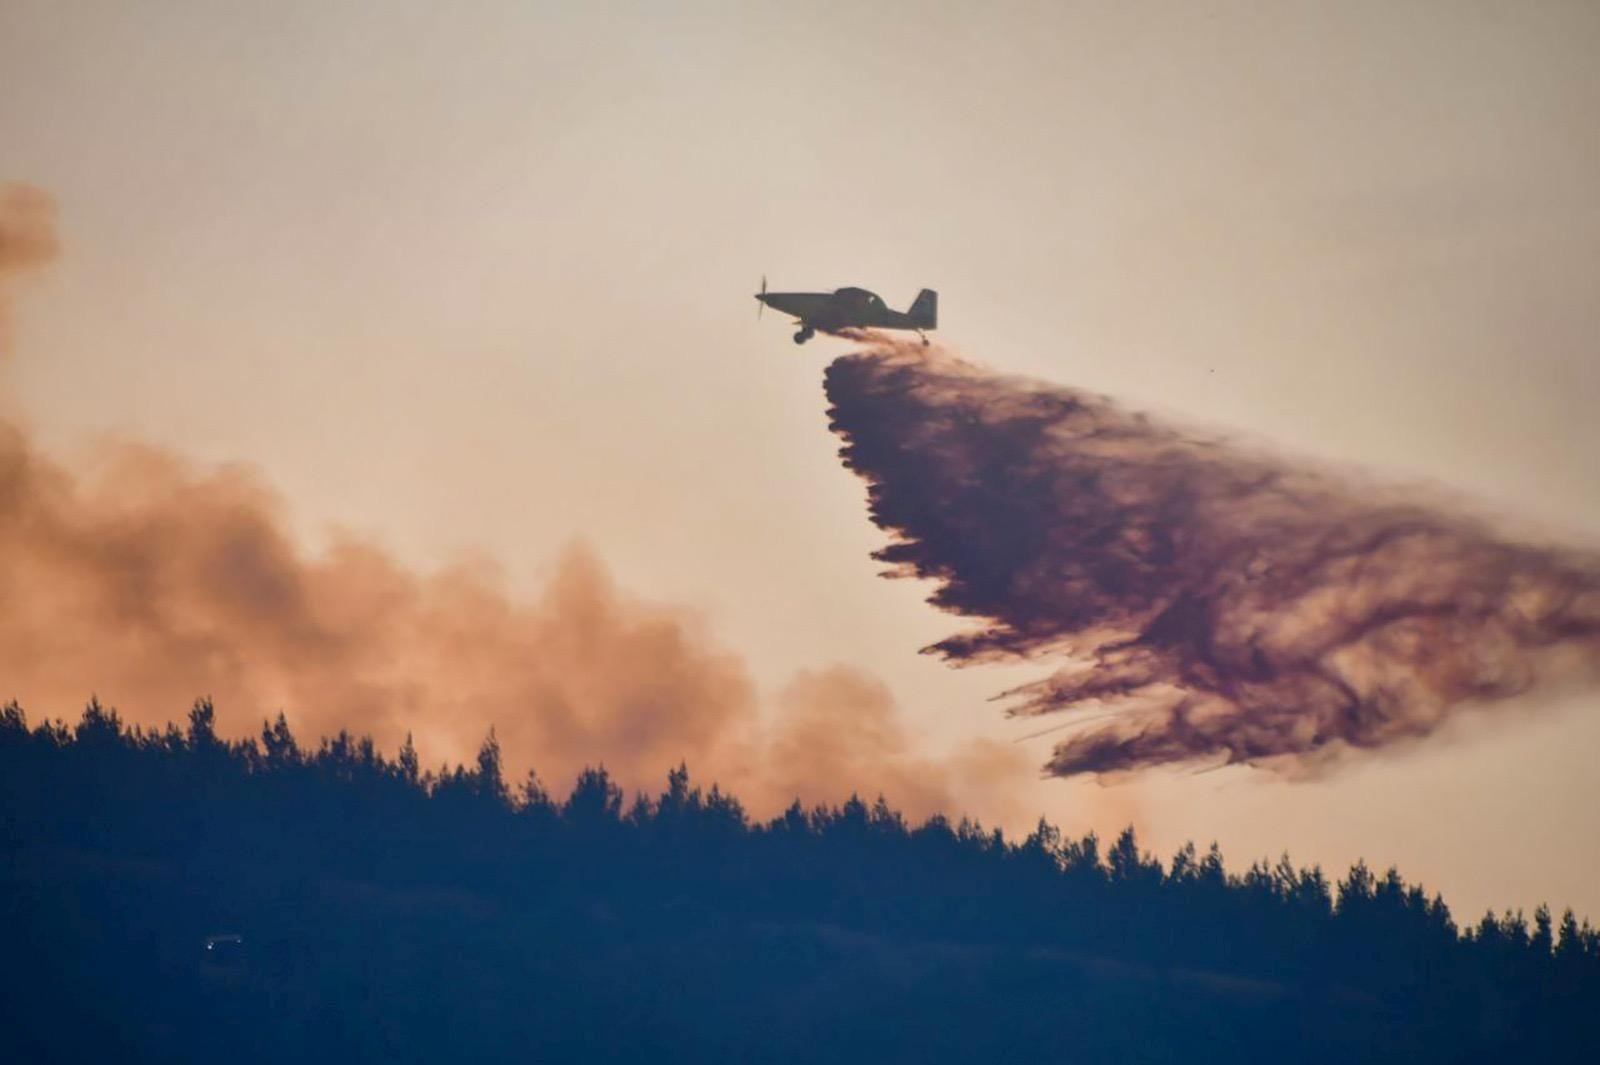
[824, 337, 1600, 777]
[0, 185, 1026, 821]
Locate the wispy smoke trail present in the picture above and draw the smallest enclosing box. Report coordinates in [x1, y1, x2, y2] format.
[0, 184, 59, 359]
[0, 186, 1026, 821]
[825, 339, 1600, 777]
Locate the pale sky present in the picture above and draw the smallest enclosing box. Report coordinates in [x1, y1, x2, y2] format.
[3, 0, 1598, 921]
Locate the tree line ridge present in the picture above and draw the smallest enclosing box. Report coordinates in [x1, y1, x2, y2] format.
[3, 696, 1596, 1062]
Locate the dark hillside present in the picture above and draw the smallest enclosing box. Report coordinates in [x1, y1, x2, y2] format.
[2, 699, 1596, 1063]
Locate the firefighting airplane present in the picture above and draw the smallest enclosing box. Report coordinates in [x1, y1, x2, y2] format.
[755, 277, 937, 345]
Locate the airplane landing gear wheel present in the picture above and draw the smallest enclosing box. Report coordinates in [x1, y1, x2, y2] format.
[793, 326, 815, 345]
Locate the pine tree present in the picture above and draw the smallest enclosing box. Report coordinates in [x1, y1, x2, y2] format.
[1533, 904, 1554, 957]
[187, 697, 221, 753]
[565, 765, 623, 826]
[474, 729, 508, 806]
[0, 700, 26, 739]
[261, 713, 300, 768]
[396, 733, 420, 786]
[75, 697, 123, 746]
[1556, 909, 1584, 962]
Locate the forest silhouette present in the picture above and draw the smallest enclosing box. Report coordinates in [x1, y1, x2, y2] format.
[3, 697, 1596, 1063]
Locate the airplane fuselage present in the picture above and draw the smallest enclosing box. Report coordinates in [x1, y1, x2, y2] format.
[756, 285, 937, 345]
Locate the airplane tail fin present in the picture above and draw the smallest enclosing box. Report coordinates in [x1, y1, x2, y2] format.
[909, 289, 938, 329]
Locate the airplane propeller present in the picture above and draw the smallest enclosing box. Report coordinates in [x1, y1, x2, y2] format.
[757, 274, 766, 319]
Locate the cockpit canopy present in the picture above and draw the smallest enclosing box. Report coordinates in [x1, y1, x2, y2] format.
[833, 287, 884, 310]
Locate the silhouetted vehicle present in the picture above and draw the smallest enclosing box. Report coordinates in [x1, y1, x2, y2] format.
[756, 277, 937, 345]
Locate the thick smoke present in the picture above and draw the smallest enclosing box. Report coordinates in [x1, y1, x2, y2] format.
[0, 420, 741, 784]
[825, 338, 1600, 777]
[0, 186, 1025, 820]
[0, 427, 1024, 817]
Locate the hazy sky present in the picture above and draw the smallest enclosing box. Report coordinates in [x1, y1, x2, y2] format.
[3, 0, 1598, 920]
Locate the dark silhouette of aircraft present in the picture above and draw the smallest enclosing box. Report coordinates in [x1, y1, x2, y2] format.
[756, 277, 937, 345]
